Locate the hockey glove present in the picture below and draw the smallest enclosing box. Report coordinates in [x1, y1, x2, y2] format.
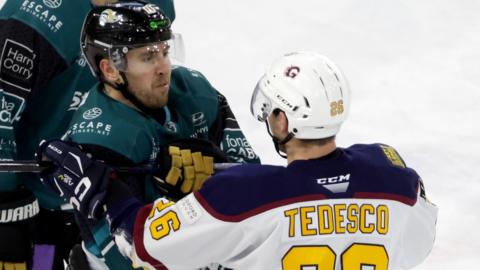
[36, 139, 112, 219]
[155, 138, 229, 200]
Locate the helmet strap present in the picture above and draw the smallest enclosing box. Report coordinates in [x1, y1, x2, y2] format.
[265, 121, 294, 159]
[101, 72, 156, 118]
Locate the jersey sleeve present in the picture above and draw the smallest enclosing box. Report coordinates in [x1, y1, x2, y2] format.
[0, 19, 66, 185]
[368, 143, 438, 266]
[0, 18, 66, 101]
[209, 92, 260, 164]
[399, 179, 438, 268]
[129, 194, 241, 269]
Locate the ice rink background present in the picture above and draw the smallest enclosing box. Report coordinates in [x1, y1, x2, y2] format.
[0, 0, 478, 268]
[174, 0, 480, 269]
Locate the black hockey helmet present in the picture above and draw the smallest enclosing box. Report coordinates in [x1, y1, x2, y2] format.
[81, 0, 172, 76]
[89, 0, 176, 24]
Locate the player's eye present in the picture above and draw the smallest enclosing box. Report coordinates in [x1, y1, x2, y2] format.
[141, 52, 156, 62]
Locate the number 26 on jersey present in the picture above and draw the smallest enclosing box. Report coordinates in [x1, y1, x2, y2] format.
[283, 243, 388, 270]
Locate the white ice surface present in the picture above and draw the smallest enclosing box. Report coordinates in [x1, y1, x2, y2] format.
[174, 0, 480, 269]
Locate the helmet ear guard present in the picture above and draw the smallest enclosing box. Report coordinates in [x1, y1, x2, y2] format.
[251, 52, 351, 140]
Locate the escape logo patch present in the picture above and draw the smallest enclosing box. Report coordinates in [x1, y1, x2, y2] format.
[20, 0, 65, 33]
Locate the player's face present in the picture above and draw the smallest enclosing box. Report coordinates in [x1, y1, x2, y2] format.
[124, 42, 172, 109]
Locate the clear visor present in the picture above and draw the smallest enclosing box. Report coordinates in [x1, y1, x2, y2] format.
[250, 76, 273, 122]
[107, 33, 185, 72]
[168, 33, 186, 66]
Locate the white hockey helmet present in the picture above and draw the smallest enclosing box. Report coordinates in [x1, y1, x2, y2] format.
[250, 52, 350, 139]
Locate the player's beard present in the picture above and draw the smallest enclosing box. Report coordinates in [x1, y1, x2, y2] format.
[131, 82, 169, 110]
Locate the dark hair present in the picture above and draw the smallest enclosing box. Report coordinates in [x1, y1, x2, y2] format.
[299, 136, 335, 146]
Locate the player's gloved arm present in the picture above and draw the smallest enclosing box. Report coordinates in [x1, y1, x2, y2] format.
[104, 179, 143, 241]
[208, 92, 260, 164]
[154, 138, 229, 201]
[0, 188, 39, 270]
[36, 139, 112, 219]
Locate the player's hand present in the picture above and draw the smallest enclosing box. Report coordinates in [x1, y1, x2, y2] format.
[154, 139, 229, 200]
[163, 145, 214, 193]
[36, 139, 112, 219]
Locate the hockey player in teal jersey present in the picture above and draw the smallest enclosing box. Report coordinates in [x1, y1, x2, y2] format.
[0, 0, 175, 269]
[0, 1, 94, 269]
[38, 52, 437, 269]
[38, 1, 259, 269]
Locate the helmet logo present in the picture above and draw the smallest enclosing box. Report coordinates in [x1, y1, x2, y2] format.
[99, 9, 121, 25]
[276, 94, 294, 110]
[143, 4, 159, 15]
[285, 66, 300, 79]
[149, 19, 169, 30]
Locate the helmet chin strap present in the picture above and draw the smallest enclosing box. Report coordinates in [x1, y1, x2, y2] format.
[102, 72, 157, 117]
[265, 121, 294, 159]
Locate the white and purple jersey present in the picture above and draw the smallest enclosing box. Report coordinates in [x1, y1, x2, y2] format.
[122, 144, 438, 270]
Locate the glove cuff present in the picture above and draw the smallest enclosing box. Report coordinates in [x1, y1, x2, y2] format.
[0, 188, 39, 224]
[0, 188, 39, 262]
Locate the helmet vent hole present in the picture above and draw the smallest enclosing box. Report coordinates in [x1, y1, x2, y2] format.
[318, 76, 330, 100]
[302, 115, 308, 119]
[293, 128, 298, 133]
[303, 97, 310, 108]
[292, 106, 299, 112]
[326, 63, 334, 73]
[333, 72, 340, 82]
[326, 64, 341, 84]
[319, 76, 325, 88]
[315, 126, 325, 129]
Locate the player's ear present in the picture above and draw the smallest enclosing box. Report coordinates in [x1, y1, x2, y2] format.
[269, 109, 289, 135]
[280, 111, 290, 133]
[99, 59, 122, 84]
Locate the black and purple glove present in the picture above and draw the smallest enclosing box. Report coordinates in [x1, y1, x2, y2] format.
[36, 139, 112, 219]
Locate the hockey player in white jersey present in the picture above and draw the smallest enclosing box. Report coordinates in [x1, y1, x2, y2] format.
[37, 52, 438, 269]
